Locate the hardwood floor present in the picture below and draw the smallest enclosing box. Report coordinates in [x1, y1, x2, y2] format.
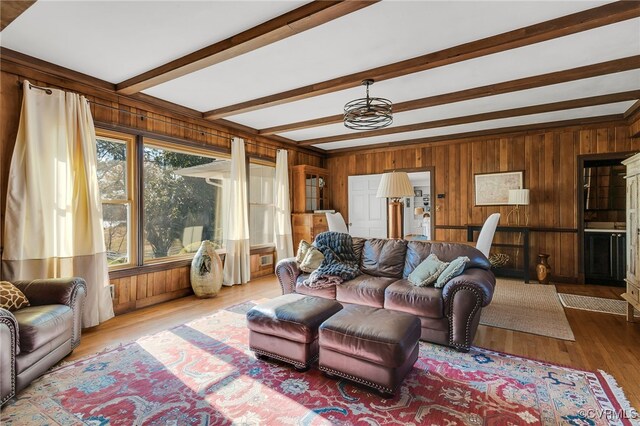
[69, 277, 640, 409]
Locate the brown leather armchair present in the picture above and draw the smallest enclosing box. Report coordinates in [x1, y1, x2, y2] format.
[1, 277, 86, 406]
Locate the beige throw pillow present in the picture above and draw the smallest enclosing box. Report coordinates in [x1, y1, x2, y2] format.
[300, 247, 324, 273]
[0, 281, 30, 311]
[296, 240, 312, 263]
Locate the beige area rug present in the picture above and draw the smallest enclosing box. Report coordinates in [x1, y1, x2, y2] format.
[558, 293, 640, 317]
[480, 278, 575, 341]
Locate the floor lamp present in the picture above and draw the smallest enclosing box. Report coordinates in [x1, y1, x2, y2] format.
[376, 171, 415, 239]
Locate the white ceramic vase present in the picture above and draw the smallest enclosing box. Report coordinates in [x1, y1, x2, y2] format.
[190, 240, 223, 298]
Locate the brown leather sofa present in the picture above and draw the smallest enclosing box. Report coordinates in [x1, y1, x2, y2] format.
[1, 278, 86, 406]
[276, 238, 495, 352]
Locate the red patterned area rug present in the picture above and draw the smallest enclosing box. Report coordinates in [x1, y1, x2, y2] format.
[2, 302, 637, 425]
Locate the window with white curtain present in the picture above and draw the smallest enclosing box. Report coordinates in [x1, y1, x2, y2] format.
[249, 163, 276, 247]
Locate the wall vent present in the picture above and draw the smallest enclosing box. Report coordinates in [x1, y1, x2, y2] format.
[260, 254, 273, 267]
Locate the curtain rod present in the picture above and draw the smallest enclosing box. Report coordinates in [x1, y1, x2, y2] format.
[18, 81, 288, 154]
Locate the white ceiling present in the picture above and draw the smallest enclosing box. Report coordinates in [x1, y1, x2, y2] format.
[1, 1, 638, 152]
[0, 0, 305, 83]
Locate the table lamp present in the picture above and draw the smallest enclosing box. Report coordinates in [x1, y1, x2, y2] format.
[507, 189, 530, 226]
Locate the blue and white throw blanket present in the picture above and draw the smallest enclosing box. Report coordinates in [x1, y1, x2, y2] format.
[304, 232, 361, 289]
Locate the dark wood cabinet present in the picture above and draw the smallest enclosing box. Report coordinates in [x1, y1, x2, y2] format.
[584, 231, 626, 285]
[291, 165, 329, 213]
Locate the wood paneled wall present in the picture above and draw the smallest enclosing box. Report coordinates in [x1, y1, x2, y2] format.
[327, 123, 638, 282]
[0, 55, 322, 314]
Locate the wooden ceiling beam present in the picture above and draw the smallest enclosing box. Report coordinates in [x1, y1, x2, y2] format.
[116, 1, 378, 95]
[1, 1, 37, 31]
[260, 56, 640, 135]
[298, 91, 640, 146]
[204, 1, 640, 120]
[325, 115, 626, 155]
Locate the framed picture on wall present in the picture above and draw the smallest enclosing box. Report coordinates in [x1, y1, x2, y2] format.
[474, 171, 523, 205]
[414, 189, 422, 197]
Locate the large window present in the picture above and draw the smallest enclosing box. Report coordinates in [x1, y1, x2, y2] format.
[249, 163, 276, 247]
[96, 131, 135, 267]
[95, 130, 277, 269]
[142, 141, 223, 261]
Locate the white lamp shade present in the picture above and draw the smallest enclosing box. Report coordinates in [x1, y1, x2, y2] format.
[508, 189, 530, 205]
[376, 171, 414, 198]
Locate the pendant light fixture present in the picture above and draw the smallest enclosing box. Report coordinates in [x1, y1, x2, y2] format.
[343, 79, 392, 130]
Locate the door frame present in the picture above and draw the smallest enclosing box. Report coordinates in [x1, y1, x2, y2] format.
[384, 166, 436, 240]
[577, 152, 635, 283]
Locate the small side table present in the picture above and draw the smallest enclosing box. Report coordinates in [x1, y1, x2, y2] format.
[467, 224, 530, 283]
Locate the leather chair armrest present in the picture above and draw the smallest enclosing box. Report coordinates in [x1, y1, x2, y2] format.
[275, 258, 301, 295]
[14, 277, 87, 307]
[442, 268, 496, 307]
[14, 278, 87, 347]
[0, 308, 18, 405]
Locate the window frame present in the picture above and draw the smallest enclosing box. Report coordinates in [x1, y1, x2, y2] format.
[95, 129, 138, 271]
[96, 127, 277, 273]
[248, 158, 277, 249]
[140, 137, 229, 265]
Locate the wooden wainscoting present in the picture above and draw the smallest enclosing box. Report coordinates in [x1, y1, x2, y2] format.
[327, 123, 639, 282]
[110, 249, 276, 315]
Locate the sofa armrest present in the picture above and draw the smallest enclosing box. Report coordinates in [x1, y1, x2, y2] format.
[441, 268, 496, 351]
[0, 308, 18, 405]
[14, 278, 87, 347]
[275, 258, 301, 295]
[442, 268, 495, 307]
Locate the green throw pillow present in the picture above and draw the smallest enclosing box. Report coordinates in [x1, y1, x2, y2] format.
[408, 254, 449, 287]
[296, 240, 312, 263]
[435, 256, 470, 288]
[299, 246, 324, 273]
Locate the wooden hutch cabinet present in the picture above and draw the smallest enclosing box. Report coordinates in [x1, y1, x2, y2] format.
[622, 153, 640, 322]
[291, 165, 330, 249]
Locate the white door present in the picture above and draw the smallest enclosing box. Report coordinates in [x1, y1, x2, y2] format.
[348, 174, 387, 238]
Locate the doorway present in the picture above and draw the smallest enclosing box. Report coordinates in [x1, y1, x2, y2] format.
[347, 169, 434, 239]
[578, 153, 633, 286]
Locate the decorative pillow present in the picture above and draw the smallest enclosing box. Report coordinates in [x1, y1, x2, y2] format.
[296, 240, 312, 264]
[0, 281, 30, 311]
[408, 254, 449, 287]
[435, 256, 470, 288]
[299, 246, 324, 273]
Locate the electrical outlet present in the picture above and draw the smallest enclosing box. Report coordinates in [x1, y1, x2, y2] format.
[108, 284, 115, 299]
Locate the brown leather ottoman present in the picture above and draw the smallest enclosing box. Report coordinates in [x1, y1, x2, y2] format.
[247, 294, 343, 371]
[318, 305, 421, 396]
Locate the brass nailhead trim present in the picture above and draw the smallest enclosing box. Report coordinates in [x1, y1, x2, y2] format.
[0, 314, 17, 405]
[447, 284, 482, 351]
[250, 347, 316, 370]
[319, 365, 394, 394]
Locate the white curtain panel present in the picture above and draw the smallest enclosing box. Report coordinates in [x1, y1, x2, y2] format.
[223, 137, 251, 286]
[274, 149, 294, 261]
[2, 80, 114, 327]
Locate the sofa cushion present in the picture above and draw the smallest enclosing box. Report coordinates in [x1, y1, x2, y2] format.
[384, 279, 445, 319]
[296, 274, 336, 299]
[361, 239, 407, 278]
[403, 241, 490, 278]
[408, 254, 449, 287]
[435, 256, 470, 288]
[12, 305, 73, 353]
[336, 274, 396, 308]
